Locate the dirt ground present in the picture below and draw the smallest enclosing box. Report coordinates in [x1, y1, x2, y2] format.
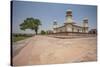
[12, 35, 97, 66]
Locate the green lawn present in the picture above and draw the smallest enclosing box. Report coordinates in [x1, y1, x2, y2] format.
[12, 36, 30, 42]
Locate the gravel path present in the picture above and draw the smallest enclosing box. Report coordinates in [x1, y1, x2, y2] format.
[12, 35, 97, 66]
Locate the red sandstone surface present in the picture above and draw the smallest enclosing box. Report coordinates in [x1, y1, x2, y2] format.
[12, 35, 97, 66]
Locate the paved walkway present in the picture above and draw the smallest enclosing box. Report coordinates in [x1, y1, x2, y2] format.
[12, 35, 97, 66]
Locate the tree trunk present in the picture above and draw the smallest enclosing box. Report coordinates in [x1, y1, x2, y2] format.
[35, 29, 38, 35]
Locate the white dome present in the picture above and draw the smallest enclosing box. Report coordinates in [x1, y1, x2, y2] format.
[54, 20, 57, 22]
[67, 9, 72, 12]
[83, 17, 88, 20]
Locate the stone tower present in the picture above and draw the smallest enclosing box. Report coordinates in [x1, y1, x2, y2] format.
[82, 18, 88, 33]
[65, 9, 74, 32]
[65, 9, 73, 23]
[53, 20, 58, 33]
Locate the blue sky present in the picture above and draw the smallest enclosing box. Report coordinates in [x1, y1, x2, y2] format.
[12, 1, 97, 34]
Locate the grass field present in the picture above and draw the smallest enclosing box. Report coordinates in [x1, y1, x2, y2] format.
[12, 36, 30, 42]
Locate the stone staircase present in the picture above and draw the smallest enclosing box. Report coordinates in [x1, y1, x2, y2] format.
[48, 34, 96, 39]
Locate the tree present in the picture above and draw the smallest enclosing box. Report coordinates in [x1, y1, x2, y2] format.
[41, 30, 46, 35]
[20, 17, 41, 35]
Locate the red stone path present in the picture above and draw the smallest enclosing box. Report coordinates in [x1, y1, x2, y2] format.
[12, 35, 97, 66]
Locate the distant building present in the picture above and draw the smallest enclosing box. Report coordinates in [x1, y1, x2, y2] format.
[53, 9, 89, 34]
[47, 30, 53, 34]
[89, 29, 97, 34]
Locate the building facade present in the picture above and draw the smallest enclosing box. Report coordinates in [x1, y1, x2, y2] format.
[53, 9, 89, 34]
